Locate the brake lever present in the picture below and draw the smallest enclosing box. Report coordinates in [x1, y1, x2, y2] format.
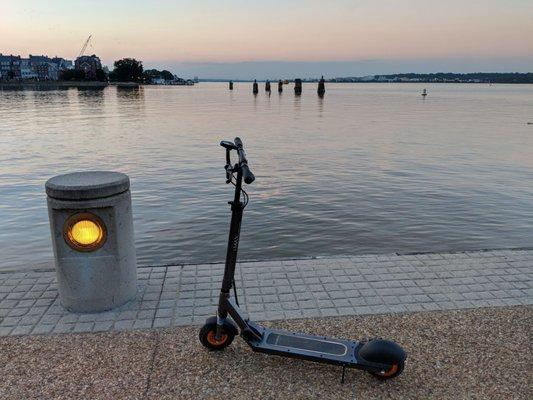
[224, 148, 233, 183]
[224, 164, 232, 183]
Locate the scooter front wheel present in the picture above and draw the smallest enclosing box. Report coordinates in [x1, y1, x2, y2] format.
[199, 321, 236, 350]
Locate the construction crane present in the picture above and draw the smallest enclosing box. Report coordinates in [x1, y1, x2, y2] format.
[77, 35, 92, 58]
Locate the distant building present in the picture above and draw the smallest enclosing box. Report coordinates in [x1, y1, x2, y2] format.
[20, 58, 37, 80]
[51, 57, 74, 70]
[29, 55, 59, 80]
[75, 54, 102, 80]
[11, 57, 22, 80]
[0, 54, 22, 80]
[0, 53, 73, 81]
[0, 54, 17, 79]
[33, 63, 59, 80]
[0, 54, 9, 78]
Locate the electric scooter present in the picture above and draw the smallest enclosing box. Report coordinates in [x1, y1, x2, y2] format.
[199, 137, 407, 381]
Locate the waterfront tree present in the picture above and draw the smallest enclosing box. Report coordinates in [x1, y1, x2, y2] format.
[160, 70, 174, 81]
[142, 69, 159, 84]
[142, 68, 175, 83]
[111, 58, 144, 82]
[95, 68, 107, 82]
[60, 69, 86, 81]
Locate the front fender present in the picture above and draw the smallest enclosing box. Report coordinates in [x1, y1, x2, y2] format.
[204, 315, 239, 336]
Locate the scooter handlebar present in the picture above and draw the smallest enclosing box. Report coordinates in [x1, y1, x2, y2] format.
[234, 137, 244, 149]
[234, 137, 255, 184]
[241, 164, 255, 184]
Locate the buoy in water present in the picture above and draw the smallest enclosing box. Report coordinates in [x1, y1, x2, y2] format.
[421, 89, 428, 97]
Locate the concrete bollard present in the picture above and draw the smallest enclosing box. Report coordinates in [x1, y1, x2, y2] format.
[45, 171, 137, 313]
[278, 80, 283, 93]
[229, 80, 233, 90]
[318, 75, 325, 97]
[253, 79, 258, 94]
[294, 78, 302, 95]
[265, 80, 271, 92]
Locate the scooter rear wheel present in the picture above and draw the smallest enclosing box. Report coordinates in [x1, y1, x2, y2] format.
[358, 338, 406, 380]
[369, 360, 405, 380]
[199, 322, 235, 350]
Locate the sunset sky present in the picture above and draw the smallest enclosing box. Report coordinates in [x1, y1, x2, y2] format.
[2, 0, 532, 78]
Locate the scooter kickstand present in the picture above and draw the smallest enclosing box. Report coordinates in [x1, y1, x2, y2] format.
[341, 365, 346, 384]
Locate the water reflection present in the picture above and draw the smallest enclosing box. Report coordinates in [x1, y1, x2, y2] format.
[0, 85, 25, 92]
[293, 92, 301, 114]
[77, 87, 105, 103]
[0, 84, 70, 92]
[77, 86, 105, 93]
[116, 86, 145, 101]
[116, 86, 145, 114]
[317, 95, 324, 117]
[1, 83, 532, 271]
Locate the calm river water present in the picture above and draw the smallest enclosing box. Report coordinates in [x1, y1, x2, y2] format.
[1, 83, 532, 271]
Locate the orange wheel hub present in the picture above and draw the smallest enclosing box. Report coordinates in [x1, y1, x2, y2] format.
[207, 330, 228, 346]
[381, 364, 399, 377]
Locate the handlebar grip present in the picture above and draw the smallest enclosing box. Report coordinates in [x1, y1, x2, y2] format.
[241, 164, 255, 184]
[234, 137, 254, 184]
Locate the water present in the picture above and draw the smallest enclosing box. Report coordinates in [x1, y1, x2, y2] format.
[1, 83, 532, 271]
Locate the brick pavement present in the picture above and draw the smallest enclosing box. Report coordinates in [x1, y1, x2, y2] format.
[0, 249, 531, 337]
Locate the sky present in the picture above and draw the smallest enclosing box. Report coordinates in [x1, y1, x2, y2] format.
[1, 0, 533, 79]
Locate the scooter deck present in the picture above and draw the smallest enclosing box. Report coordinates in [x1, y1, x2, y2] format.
[247, 323, 360, 367]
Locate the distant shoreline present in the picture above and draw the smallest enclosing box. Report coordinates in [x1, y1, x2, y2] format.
[2, 80, 532, 91]
[200, 80, 533, 84]
[201, 72, 533, 84]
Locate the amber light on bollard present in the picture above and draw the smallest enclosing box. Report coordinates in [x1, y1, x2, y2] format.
[64, 212, 106, 252]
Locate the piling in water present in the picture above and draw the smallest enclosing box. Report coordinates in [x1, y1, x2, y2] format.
[229, 80, 233, 90]
[317, 76, 325, 97]
[278, 80, 283, 93]
[265, 80, 271, 92]
[294, 79, 302, 95]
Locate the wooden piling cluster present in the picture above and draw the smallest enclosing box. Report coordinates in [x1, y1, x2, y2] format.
[234, 77, 326, 96]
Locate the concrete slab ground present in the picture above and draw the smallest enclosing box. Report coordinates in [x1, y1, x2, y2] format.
[0, 249, 532, 336]
[0, 306, 530, 400]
